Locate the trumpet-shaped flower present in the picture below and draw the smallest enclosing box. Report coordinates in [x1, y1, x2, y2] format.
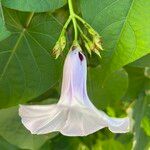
[19, 46, 130, 136]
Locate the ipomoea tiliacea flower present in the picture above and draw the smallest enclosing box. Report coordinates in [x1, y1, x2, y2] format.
[19, 46, 130, 136]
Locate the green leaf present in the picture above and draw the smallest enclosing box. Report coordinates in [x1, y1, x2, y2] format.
[116, 134, 133, 150]
[88, 67, 128, 110]
[123, 67, 148, 101]
[129, 54, 150, 68]
[106, 106, 116, 117]
[123, 66, 150, 102]
[1, 0, 67, 12]
[0, 105, 57, 150]
[0, 9, 63, 108]
[47, 136, 89, 150]
[141, 116, 150, 137]
[0, 136, 20, 150]
[132, 94, 150, 150]
[93, 139, 125, 150]
[0, 2, 10, 41]
[80, 0, 150, 77]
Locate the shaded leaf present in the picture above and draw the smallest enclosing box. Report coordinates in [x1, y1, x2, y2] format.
[123, 67, 148, 101]
[0, 8, 63, 108]
[1, 0, 67, 12]
[47, 136, 89, 150]
[93, 139, 125, 150]
[0, 103, 57, 150]
[0, 136, 20, 150]
[132, 94, 150, 150]
[0, 2, 10, 41]
[129, 54, 150, 68]
[88, 67, 128, 110]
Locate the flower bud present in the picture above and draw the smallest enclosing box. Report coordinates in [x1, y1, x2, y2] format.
[52, 35, 66, 59]
[52, 42, 61, 59]
[94, 49, 101, 58]
[93, 35, 103, 50]
[88, 28, 97, 36]
[60, 35, 66, 50]
[84, 41, 91, 55]
[84, 40, 101, 57]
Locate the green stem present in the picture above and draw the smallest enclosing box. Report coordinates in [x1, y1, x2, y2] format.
[77, 24, 90, 42]
[61, 16, 71, 33]
[68, 0, 78, 42]
[75, 14, 95, 32]
[57, 17, 71, 42]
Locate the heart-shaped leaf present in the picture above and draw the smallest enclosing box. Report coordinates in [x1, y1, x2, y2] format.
[0, 8, 63, 108]
[79, 0, 150, 77]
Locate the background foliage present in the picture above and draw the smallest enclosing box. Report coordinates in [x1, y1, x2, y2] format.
[0, 0, 150, 149]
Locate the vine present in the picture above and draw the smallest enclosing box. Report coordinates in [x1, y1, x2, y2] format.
[52, 0, 103, 58]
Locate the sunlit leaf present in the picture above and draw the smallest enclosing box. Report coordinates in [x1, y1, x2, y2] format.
[141, 116, 150, 137]
[80, 0, 150, 77]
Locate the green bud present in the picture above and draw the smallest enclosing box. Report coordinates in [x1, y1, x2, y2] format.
[88, 27, 99, 37]
[94, 49, 101, 58]
[52, 35, 66, 59]
[93, 35, 103, 50]
[88, 41, 95, 50]
[84, 41, 91, 55]
[52, 42, 61, 59]
[88, 28, 96, 35]
[60, 36, 66, 50]
[87, 41, 102, 58]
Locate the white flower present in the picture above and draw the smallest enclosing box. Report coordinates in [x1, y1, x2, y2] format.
[19, 46, 130, 136]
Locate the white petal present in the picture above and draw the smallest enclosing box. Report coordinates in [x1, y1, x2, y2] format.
[19, 46, 130, 136]
[59, 47, 87, 105]
[19, 104, 66, 134]
[60, 105, 107, 136]
[19, 104, 106, 136]
[107, 117, 130, 133]
[19, 103, 130, 136]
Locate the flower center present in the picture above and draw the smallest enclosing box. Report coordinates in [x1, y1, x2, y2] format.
[78, 52, 83, 61]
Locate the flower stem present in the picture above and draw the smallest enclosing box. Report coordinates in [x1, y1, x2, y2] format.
[61, 16, 71, 35]
[77, 24, 90, 42]
[68, 0, 78, 42]
[63, 16, 71, 30]
[75, 14, 95, 32]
